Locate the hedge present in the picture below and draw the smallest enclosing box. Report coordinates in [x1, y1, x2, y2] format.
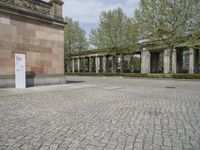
[65, 72, 200, 79]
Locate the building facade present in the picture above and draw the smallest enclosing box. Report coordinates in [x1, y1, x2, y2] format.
[0, 0, 66, 88]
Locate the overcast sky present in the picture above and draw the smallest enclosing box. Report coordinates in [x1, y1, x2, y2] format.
[46, 0, 140, 36]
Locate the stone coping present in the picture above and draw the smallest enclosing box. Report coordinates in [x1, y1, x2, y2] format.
[1, 0, 51, 16]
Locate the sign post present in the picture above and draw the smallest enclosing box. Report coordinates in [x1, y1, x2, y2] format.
[15, 54, 26, 88]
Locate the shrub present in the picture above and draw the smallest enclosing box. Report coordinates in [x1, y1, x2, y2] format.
[65, 72, 200, 79]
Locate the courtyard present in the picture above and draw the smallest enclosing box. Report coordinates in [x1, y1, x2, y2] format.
[0, 76, 200, 150]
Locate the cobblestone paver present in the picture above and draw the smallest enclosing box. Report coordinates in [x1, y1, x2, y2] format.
[0, 77, 200, 150]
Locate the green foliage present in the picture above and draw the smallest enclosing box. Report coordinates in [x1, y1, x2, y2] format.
[89, 7, 138, 53]
[132, 57, 141, 72]
[64, 17, 88, 59]
[134, 0, 200, 47]
[134, 0, 200, 73]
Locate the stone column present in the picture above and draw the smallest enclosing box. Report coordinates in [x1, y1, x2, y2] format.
[164, 49, 170, 74]
[141, 48, 150, 74]
[163, 49, 170, 74]
[111, 55, 117, 73]
[103, 56, 107, 73]
[89, 57, 93, 72]
[194, 50, 199, 73]
[95, 56, 99, 73]
[189, 48, 195, 74]
[71, 58, 75, 73]
[172, 48, 177, 74]
[119, 55, 124, 73]
[172, 49, 177, 74]
[77, 58, 80, 72]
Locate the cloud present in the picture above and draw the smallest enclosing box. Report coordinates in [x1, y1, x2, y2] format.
[63, 0, 119, 23]
[62, 0, 140, 23]
[44, 0, 140, 36]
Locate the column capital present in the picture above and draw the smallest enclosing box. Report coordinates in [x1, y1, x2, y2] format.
[172, 48, 176, 52]
[142, 48, 148, 52]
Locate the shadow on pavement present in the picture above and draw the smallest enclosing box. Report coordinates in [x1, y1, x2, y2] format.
[66, 80, 84, 84]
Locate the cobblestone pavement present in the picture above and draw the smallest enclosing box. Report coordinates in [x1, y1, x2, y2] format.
[0, 76, 200, 150]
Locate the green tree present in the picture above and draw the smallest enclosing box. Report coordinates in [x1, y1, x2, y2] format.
[64, 17, 88, 58]
[64, 17, 88, 71]
[134, 0, 200, 73]
[90, 7, 138, 52]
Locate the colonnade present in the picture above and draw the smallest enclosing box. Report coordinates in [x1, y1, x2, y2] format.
[141, 48, 200, 74]
[67, 47, 200, 74]
[69, 54, 137, 73]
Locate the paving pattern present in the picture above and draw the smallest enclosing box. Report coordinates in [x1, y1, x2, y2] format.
[0, 76, 200, 150]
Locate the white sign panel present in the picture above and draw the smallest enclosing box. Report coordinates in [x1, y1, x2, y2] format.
[15, 54, 26, 88]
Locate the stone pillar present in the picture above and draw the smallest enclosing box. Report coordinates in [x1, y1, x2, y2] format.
[95, 56, 99, 73]
[111, 55, 117, 73]
[49, 0, 64, 21]
[77, 58, 80, 72]
[89, 57, 93, 72]
[103, 56, 107, 73]
[194, 50, 199, 73]
[119, 55, 124, 73]
[71, 58, 75, 73]
[83, 57, 86, 72]
[172, 48, 177, 74]
[189, 48, 195, 74]
[164, 49, 170, 74]
[141, 48, 150, 74]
